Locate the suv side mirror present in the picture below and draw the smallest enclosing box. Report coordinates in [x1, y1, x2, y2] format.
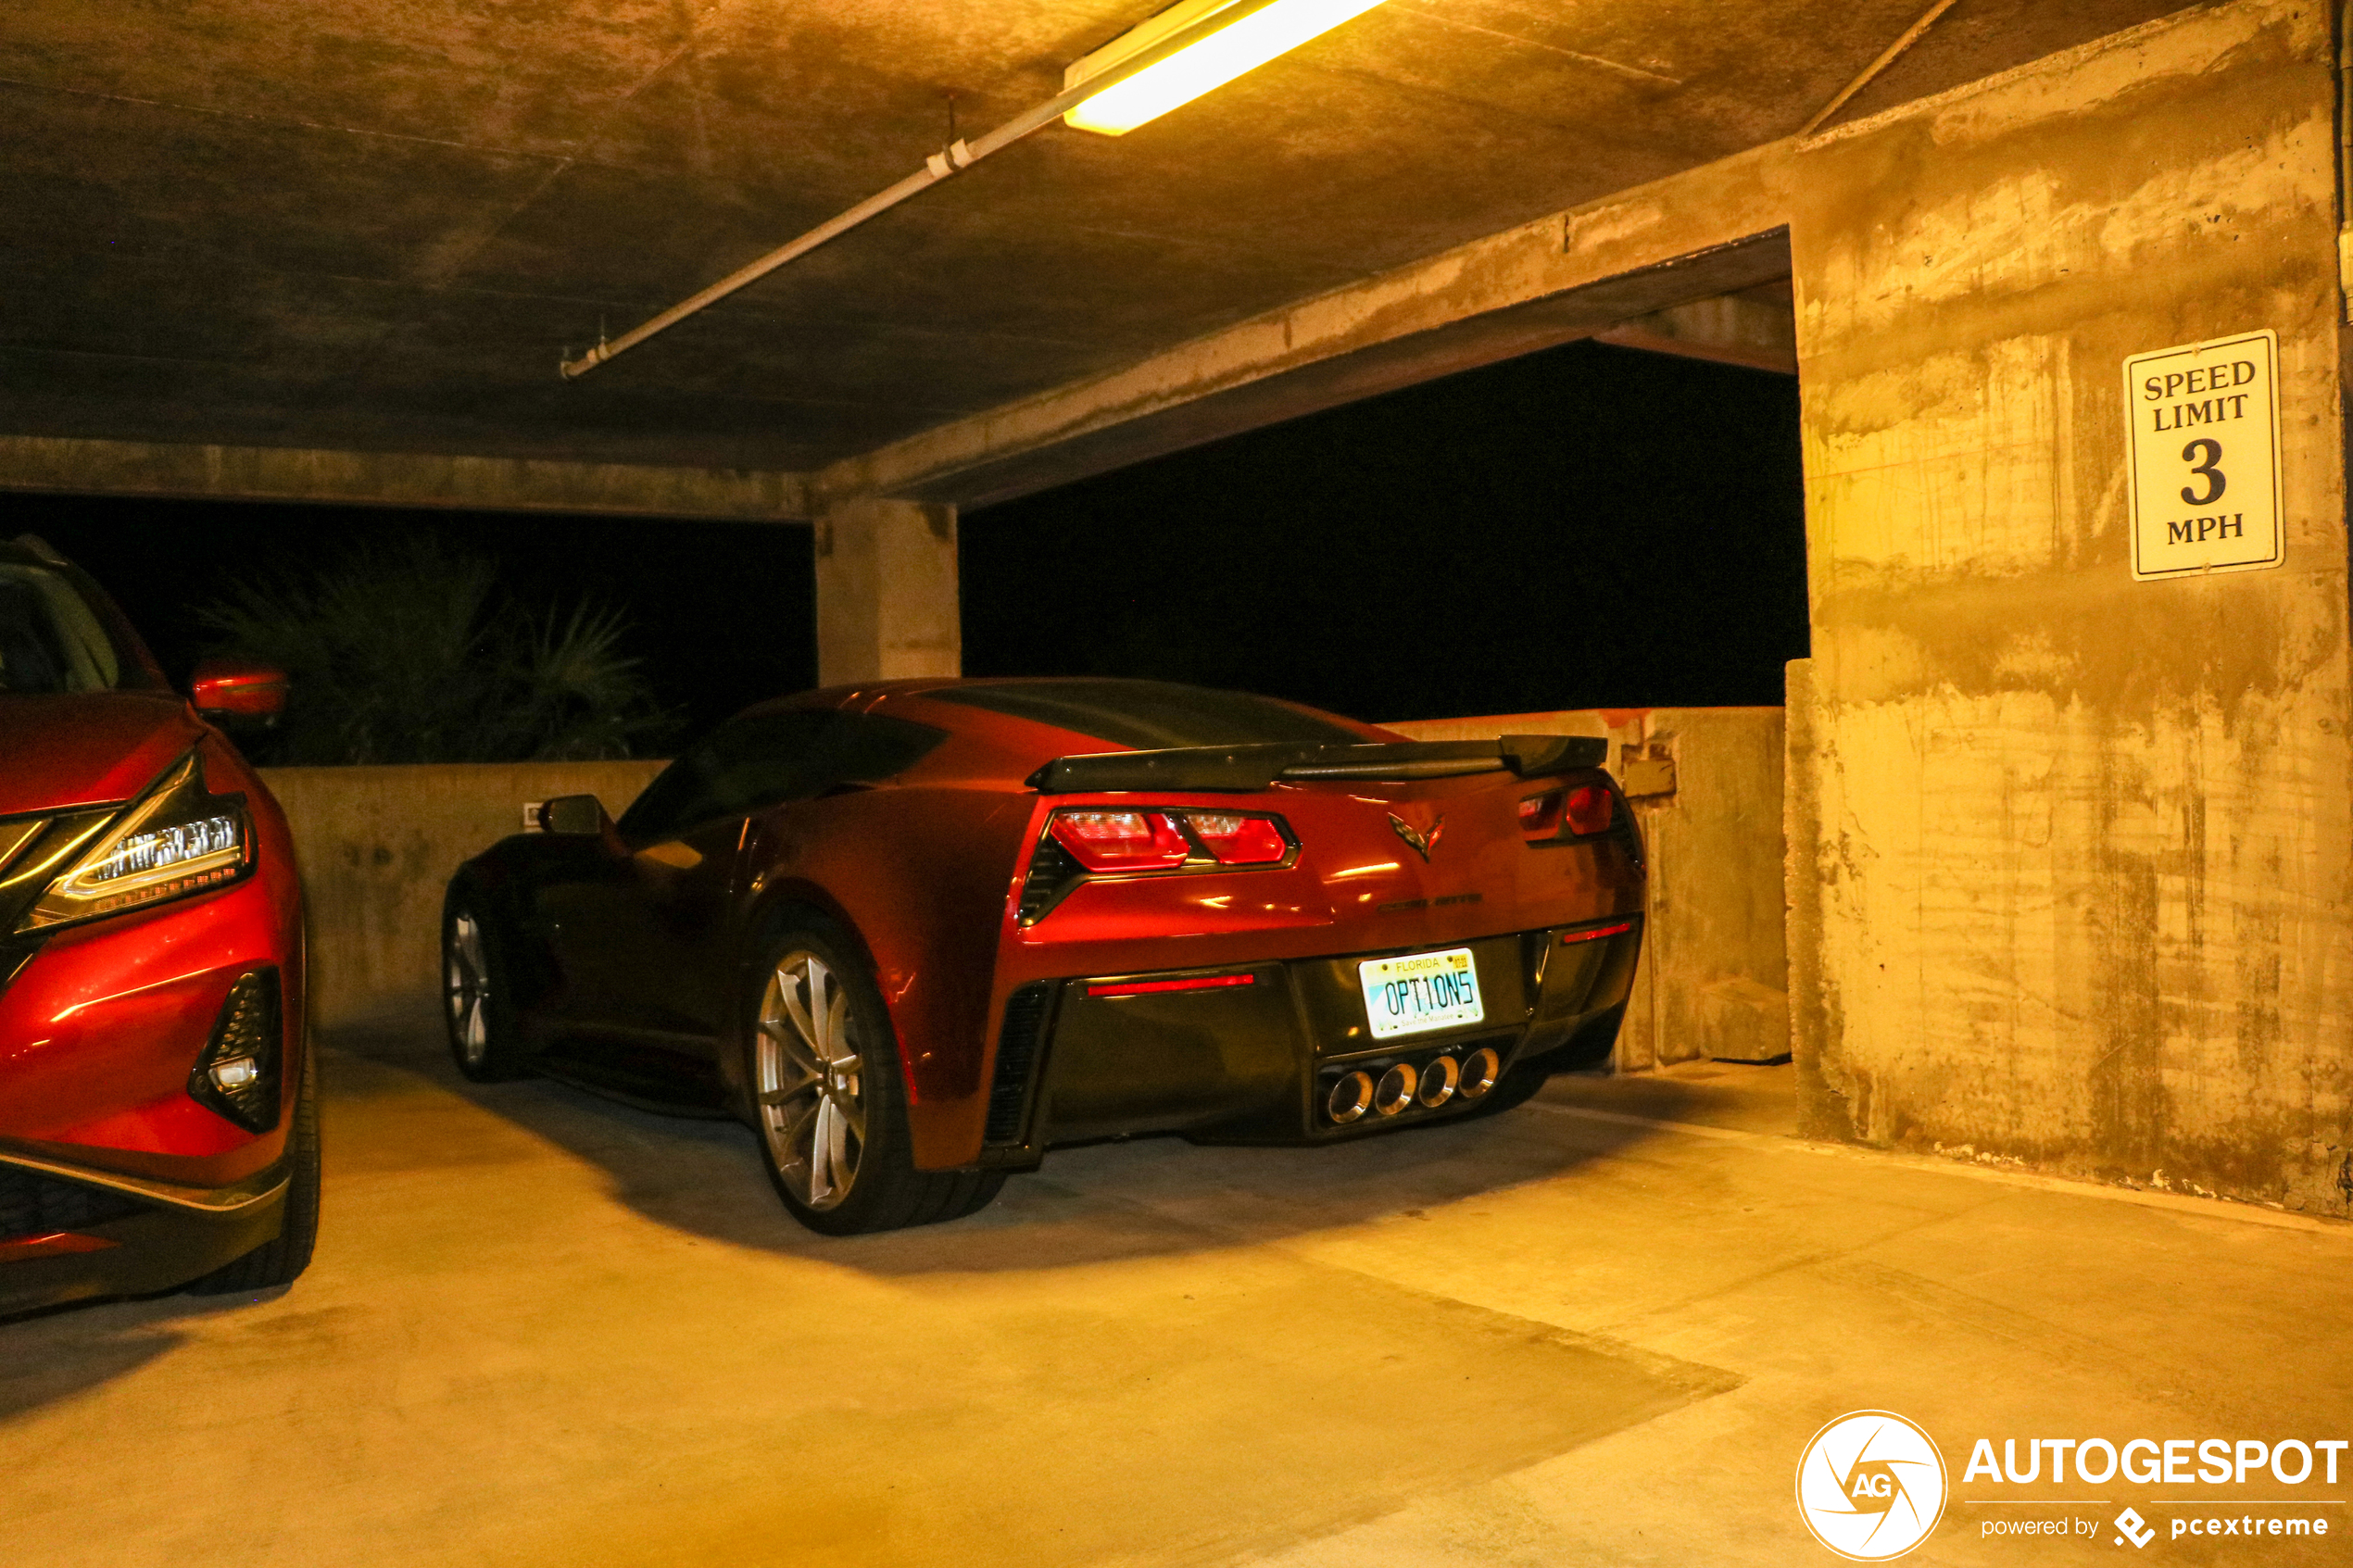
[191, 658, 289, 728]
[525, 794, 609, 835]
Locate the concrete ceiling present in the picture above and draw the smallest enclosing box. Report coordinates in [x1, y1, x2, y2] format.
[3, 0, 2201, 473]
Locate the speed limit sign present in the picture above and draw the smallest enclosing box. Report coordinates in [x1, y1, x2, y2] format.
[2123, 329, 2283, 580]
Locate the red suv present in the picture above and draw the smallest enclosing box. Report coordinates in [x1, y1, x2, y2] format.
[0, 534, 317, 1314]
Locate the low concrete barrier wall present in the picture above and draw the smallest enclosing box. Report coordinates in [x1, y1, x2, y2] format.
[262, 761, 667, 1031]
[1386, 709, 1789, 1071]
[270, 708, 1791, 1068]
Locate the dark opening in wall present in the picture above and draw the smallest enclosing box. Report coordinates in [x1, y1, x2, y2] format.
[0, 495, 815, 743]
[963, 337, 1808, 725]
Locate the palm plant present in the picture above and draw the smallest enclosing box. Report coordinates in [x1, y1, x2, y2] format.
[195, 538, 670, 765]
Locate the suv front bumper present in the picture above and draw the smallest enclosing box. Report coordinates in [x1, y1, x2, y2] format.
[0, 1152, 288, 1315]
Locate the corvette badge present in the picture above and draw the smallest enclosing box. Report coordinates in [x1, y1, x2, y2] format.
[1388, 810, 1443, 861]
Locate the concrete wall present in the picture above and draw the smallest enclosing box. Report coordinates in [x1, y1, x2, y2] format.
[263, 761, 667, 1031]
[1781, 2, 2353, 1213]
[1387, 709, 1789, 1073]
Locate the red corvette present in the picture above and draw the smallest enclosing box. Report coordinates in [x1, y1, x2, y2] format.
[0, 535, 315, 1315]
[444, 679, 1642, 1234]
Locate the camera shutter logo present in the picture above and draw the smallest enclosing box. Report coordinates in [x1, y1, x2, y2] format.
[1795, 1411, 1949, 1560]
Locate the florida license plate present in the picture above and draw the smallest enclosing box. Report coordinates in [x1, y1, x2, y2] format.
[1358, 947, 1484, 1040]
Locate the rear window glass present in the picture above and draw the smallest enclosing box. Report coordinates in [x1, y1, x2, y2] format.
[619, 710, 945, 845]
[927, 680, 1364, 750]
[0, 564, 127, 694]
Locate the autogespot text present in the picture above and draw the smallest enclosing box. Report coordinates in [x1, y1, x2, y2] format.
[1963, 1437, 2347, 1487]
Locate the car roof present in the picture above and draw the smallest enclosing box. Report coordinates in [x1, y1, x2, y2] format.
[900, 679, 1374, 752]
[723, 677, 1386, 770]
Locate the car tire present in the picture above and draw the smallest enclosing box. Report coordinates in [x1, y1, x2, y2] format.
[746, 918, 1004, 1236]
[443, 884, 529, 1083]
[185, 1046, 321, 1296]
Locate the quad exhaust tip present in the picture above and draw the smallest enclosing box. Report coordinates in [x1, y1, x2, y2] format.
[1459, 1047, 1501, 1099]
[1327, 1070, 1376, 1124]
[1327, 1046, 1504, 1124]
[1416, 1052, 1460, 1108]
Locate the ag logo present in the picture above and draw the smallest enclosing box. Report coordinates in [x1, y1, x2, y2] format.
[1795, 1411, 1948, 1561]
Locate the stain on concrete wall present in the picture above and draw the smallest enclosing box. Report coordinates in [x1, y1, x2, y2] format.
[1390, 708, 1789, 1071]
[1785, 0, 2352, 1213]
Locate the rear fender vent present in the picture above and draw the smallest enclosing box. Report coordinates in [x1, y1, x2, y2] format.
[1607, 784, 1646, 872]
[984, 982, 1056, 1146]
[1016, 836, 1083, 925]
[189, 968, 283, 1134]
[0, 1164, 146, 1243]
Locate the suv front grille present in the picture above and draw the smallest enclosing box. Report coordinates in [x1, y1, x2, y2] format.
[0, 809, 114, 933]
[0, 1165, 147, 1243]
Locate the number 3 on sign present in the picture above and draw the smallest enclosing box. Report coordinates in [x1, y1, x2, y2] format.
[2122, 330, 2282, 580]
[2179, 437, 2225, 507]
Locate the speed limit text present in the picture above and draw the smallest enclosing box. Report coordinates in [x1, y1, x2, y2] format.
[2142, 358, 2259, 432]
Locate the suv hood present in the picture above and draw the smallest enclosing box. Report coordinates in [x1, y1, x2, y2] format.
[0, 694, 203, 817]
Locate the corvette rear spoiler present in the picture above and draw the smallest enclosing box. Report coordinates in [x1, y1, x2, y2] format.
[1026, 735, 1607, 795]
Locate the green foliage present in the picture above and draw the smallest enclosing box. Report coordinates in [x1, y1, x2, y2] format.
[195, 538, 671, 765]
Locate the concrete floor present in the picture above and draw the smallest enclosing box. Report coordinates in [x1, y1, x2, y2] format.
[6, 1029, 2350, 1567]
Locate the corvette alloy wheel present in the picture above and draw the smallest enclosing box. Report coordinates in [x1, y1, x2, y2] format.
[755, 950, 868, 1211]
[446, 909, 491, 1071]
[441, 886, 525, 1082]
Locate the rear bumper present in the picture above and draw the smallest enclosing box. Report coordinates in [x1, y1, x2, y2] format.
[976, 916, 1640, 1167]
[0, 1154, 286, 1316]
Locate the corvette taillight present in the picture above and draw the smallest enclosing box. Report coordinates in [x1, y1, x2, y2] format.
[1048, 809, 1191, 872]
[1025, 807, 1294, 923]
[1521, 780, 1616, 844]
[1517, 791, 1563, 839]
[1564, 784, 1613, 835]
[1185, 812, 1289, 866]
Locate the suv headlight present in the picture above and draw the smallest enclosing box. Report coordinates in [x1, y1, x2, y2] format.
[15, 754, 252, 933]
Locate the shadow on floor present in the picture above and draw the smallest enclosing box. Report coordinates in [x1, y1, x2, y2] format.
[328, 1017, 1708, 1277]
[0, 1288, 271, 1419]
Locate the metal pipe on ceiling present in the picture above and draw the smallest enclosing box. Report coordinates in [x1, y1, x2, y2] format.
[560, 0, 1281, 380]
[1795, 0, 1962, 141]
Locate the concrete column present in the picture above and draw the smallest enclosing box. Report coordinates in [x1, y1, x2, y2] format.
[813, 496, 961, 685]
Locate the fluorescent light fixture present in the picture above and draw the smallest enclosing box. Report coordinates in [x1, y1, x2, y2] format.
[562, 0, 1395, 376]
[1064, 0, 1390, 136]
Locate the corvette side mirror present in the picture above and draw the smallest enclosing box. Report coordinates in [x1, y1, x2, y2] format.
[525, 794, 609, 835]
[190, 657, 289, 729]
